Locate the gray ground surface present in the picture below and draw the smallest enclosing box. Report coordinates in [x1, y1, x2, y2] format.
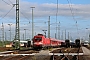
[82, 47, 90, 55]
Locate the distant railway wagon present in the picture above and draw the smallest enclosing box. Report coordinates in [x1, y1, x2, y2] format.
[50, 38, 65, 47]
[75, 39, 81, 48]
[33, 34, 65, 49]
[27, 40, 33, 47]
[60, 39, 81, 48]
[70, 42, 76, 48]
[82, 41, 89, 47]
[60, 42, 66, 47]
[65, 39, 70, 48]
[12, 40, 32, 47]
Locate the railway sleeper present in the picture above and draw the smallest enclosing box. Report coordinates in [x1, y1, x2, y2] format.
[61, 55, 69, 60]
[61, 55, 79, 60]
[51, 55, 81, 60]
[51, 47, 82, 60]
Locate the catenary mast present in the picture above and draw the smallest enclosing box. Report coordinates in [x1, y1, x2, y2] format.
[14, 0, 20, 49]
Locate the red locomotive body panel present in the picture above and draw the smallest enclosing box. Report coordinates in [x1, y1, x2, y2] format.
[33, 34, 50, 49]
[33, 34, 43, 48]
[50, 38, 63, 47]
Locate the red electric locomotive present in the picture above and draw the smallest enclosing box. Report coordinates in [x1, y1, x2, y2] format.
[33, 34, 65, 49]
[33, 34, 50, 49]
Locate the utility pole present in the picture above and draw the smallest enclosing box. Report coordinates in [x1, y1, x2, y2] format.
[68, 32, 69, 40]
[48, 16, 50, 38]
[86, 28, 90, 44]
[56, 0, 58, 39]
[89, 34, 90, 44]
[5, 32, 6, 41]
[23, 34, 24, 40]
[24, 29, 26, 40]
[14, 0, 20, 49]
[65, 29, 66, 40]
[5, 32, 6, 45]
[22, 33, 25, 40]
[56, 15, 57, 39]
[35, 32, 36, 35]
[31, 7, 35, 40]
[58, 22, 60, 40]
[55, 33, 56, 39]
[61, 31, 63, 40]
[8, 24, 12, 41]
[1, 23, 4, 47]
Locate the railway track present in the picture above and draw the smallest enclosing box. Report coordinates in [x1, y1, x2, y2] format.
[50, 47, 84, 60]
[61, 48, 80, 60]
[0, 49, 39, 54]
[0, 55, 34, 60]
[3, 55, 23, 60]
[0, 47, 88, 60]
[0, 49, 39, 60]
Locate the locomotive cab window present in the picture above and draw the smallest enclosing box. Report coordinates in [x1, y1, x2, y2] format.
[34, 37, 42, 42]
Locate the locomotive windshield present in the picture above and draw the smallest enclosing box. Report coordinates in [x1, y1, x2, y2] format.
[34, 37, 42, 42]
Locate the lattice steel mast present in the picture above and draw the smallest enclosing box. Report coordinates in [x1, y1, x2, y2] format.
[14, 0, 20, 49]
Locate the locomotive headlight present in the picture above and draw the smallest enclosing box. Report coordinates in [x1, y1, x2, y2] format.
[34, 42, 42, 44]
[39, 42, 42, 44]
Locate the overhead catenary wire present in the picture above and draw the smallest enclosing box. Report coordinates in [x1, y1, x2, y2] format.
[2, 0, 12, 6]
[66, 0, 78, 24]
[8, 0, 13, 4]
[0, 6, 15, 21]
[1, 0, 15, 23]
[1, 0, 30, 24]
[20, 11, 31, 24]
[34, 25, 47, 35]
[66, 0, 79, 39]
[66, 0, 75, 21]
[76, 21, 80, 39]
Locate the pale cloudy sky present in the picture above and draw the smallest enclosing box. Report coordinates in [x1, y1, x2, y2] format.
[0, 0, 90, 41]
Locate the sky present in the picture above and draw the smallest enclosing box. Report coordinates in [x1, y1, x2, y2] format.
[0, 0, 90, 41]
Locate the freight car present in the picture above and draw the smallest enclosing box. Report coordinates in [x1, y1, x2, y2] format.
[33, 34, 65, 49]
